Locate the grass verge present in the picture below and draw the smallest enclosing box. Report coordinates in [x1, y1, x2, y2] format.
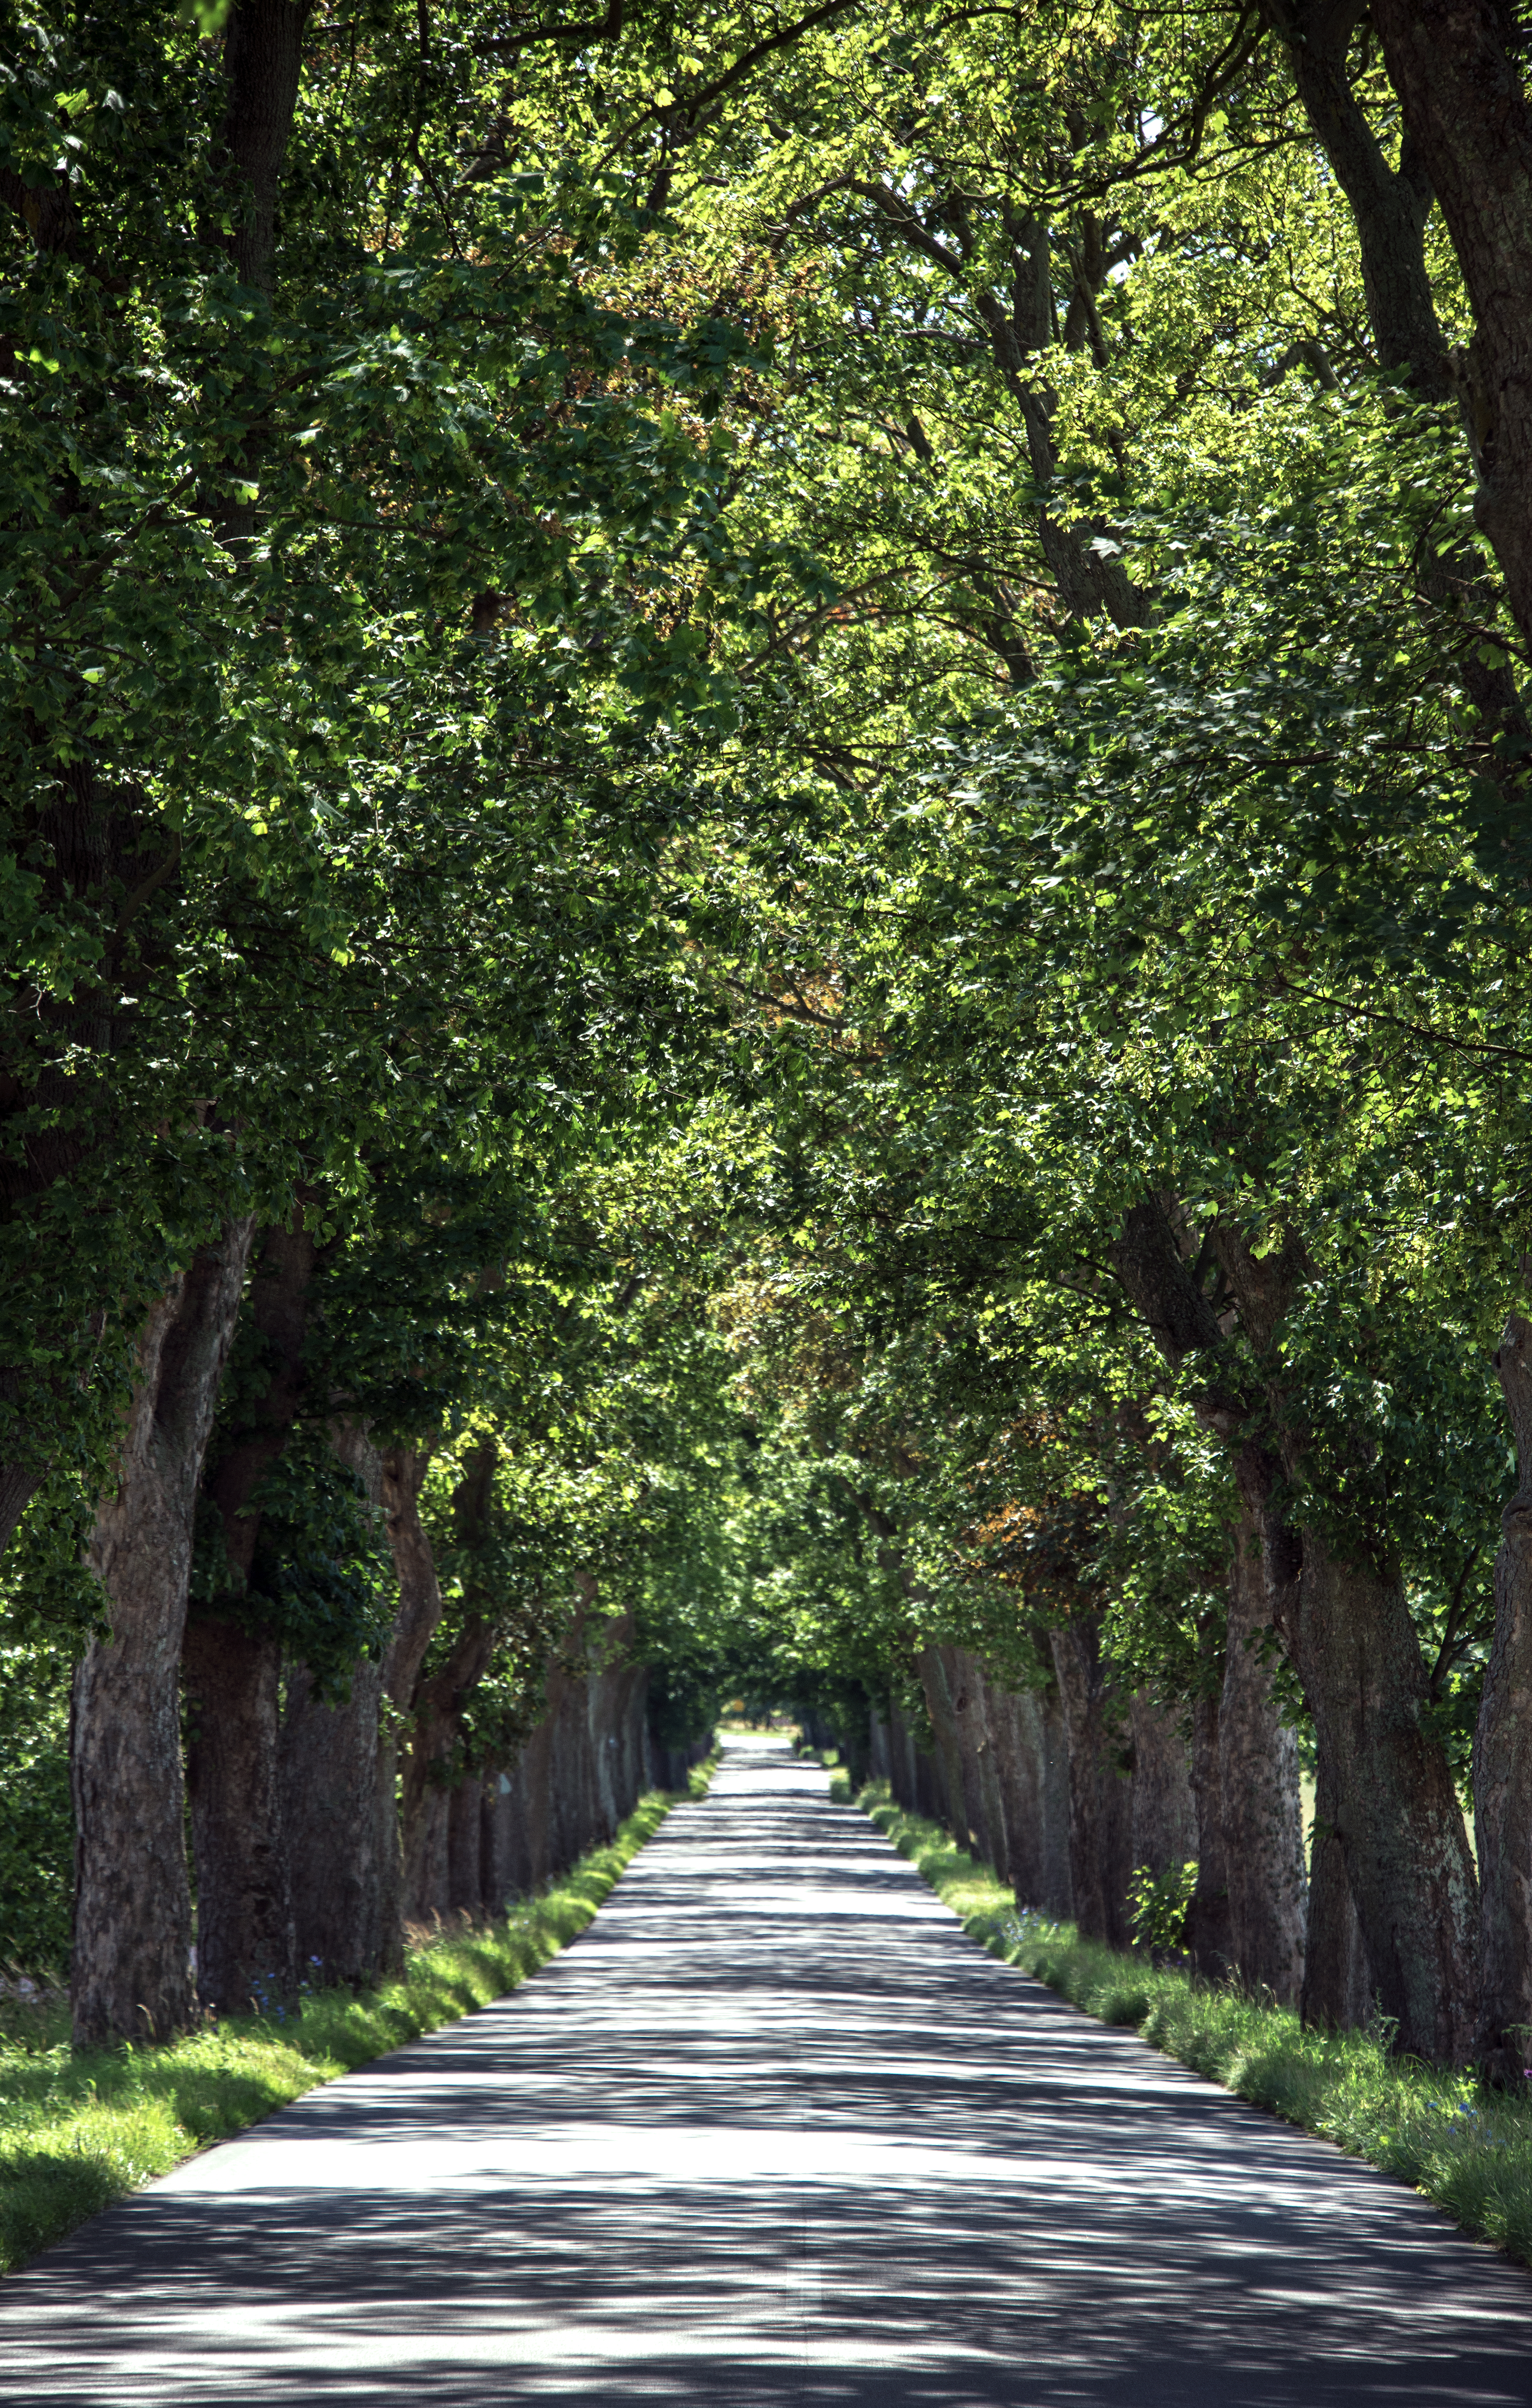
[847, 1777, 1532, 2269]
[0, 1780, 699, 2275]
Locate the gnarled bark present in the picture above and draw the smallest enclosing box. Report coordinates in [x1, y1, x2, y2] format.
[71, 1219, 255, 2047]
[366, 1445, 446, 1962]
[962, 1658, 1012, 1884]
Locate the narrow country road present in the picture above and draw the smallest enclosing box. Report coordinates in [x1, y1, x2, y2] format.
[4, 1735, 1532, 2405]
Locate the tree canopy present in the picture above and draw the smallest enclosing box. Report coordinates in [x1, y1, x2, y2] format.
[7, 0, 1532, 2078]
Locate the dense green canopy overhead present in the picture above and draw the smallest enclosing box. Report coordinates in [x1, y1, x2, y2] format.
[6, 0, 1532, 2072]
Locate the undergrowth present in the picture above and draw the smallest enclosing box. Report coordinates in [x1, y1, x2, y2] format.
[850, 1778, 1532, 2269]
[0, 1777, 702, 2275]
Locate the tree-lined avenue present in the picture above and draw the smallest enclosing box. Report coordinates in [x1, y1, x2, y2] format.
[2, 1736, 1530, 2406]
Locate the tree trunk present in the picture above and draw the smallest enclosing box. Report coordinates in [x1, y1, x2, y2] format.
[279, 1658, 386, 1987]
[380, 1447, 446, 1709]
[71, 1220, 255, 2047]
[1184, 1687, 1235, 1979]
[1039, 1682, 1074, 1918]
[183, 1617, 293, 2014]
[201, 1213, 318, 1585]
[483, 1770, 515, 1913]
[918, 1645, 972, 1844]
[377, 1445, 446, 1943]
[1207, 1222, 1478, 2061]
[0, 1450, 46, 1557]
[448, 1774, 483, 1918]
[1128, 1689, 1196, 1886]
[1114, 1199, 1477, 2060]
[392, 1445, 508, 1923]
[1219, 1507, 1306, 2005]
[984, 1681, 1038, 1900]
[1049, 1619, 1129, 1945]
[185, 1209, 318, 2017]
[966, 1660, 1012, 1884]
[885, 1700, 916, 1812]
[1475, 1312, 1532, 2082]
[869, 1704, 892, 1783]
[1278, 1510, 1478, 2063]
[218, 0, 312, 293]
[278, 1420, 396, 1983]
[1303, 1730, 1374, 2031]
[1367, 0, 1532, 650]
[1265, 0, 1526, 742]
[1261, 0, 1448, 399]
[400, 1615, 496, 1922]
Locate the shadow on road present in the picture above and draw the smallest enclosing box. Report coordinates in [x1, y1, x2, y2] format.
[3, 1739, 1530, 2405]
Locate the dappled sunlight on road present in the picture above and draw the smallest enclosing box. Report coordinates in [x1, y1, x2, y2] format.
[3, 1737, 1531, 2404]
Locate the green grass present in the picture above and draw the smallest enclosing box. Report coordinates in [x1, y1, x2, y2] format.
[0, 1778, 704, 2275]
[847, 1778, 1532, 2269]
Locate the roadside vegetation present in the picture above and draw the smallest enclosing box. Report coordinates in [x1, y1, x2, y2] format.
[849, 1779, 1532, 2270]
[0, 1779, 704, 2276]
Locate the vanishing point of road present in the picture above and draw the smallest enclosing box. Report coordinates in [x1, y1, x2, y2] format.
[4, 1734, 1532, 2405]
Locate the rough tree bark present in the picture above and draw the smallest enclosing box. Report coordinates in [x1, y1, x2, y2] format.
[278, 1421, 389, 1986]
[217, 0, 312, 292]
[71, 1219, 255, 2047]
[1475, 1312, 1532, 2082]
[962, 1657, 1012, 1885]
[1213, 1222, 1476, 2057]
[1219, 1505, 1306, 2005]
[396, 1445, 502, 1924]
[1127, 1689, 1196, 1893]
[1303, 1732, 1374, 2030]
[918, 1645, 976, 1848]
[1183, 1685, 1235, 1979]
[375, 1445, 448, 1950]
[280, 1656, 386, 1985]
[1245, 1448, 1478, 2062]
[183, 1618, 293, 2013]
[1112, 1195, 1478, 2059]
[183, 1210, 318, 2015]
[1049, 1619, 1130, 1946]
[447, 1775, 484, 1918]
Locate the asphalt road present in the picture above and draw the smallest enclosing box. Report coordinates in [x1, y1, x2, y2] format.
[4, 1733, 1532, 2405]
